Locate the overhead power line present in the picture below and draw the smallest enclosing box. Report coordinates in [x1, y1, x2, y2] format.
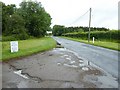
[70, 9, 90, 25]
[68, 8, 92, 43]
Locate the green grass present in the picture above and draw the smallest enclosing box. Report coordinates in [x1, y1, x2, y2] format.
[1, 37, 56, 61]
[61, 36, 120, 51]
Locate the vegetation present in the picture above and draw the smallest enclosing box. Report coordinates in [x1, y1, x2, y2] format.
[53, 25, 65, 36]
[0, 1, 55, 61]
[1, 0, 51, 41]
[63, 30, 120, 43]
[52, 25, 119, 51]
[61, 36, 120, 51]
[52, 25, 119, 43]
[1, 37, 56, 61]
[1, 0, 119, 61]
[52, 25, 109, 36]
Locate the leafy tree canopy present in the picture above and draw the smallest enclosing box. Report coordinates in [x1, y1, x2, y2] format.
[2, 0, 52, 40]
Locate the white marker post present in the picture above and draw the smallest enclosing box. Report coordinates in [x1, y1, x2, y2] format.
[10, 41, 18, 53]
[93, 37, 94, 43]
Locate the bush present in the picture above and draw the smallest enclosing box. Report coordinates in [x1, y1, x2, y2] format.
[14, 29, 29, 40]
[63, 30, 119, 42]
[2, 31, 29, 41]
[2, 36, 17, 41]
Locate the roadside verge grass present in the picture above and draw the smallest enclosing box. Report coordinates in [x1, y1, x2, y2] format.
[61, 36, 120, 51]
[1, 37, 56, 61]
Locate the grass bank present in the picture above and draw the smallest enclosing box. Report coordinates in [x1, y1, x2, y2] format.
[1, 37, 56, 61]
[61, 36, 120, 51]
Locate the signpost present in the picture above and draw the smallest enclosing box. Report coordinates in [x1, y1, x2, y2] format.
[10, 41, 18, 53]
[93, 37, 94, 43]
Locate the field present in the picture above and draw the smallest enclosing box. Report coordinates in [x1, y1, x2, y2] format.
[1, 37, 56, 61]
[61, 36, 119, 51]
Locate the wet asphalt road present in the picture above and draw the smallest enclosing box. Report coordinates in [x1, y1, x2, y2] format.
[2, 48, 118, 88]
[53, 37, 119, 78]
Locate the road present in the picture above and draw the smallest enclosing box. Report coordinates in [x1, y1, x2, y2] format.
[2, 37, 119, 88]
[2, 48, 118, 88]
[53, 37, 119, 78]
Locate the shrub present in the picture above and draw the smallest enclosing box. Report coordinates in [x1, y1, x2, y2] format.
[63, 30, 119, 43]
[2, 36, 17, 41]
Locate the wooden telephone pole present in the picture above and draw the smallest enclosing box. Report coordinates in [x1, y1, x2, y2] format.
[88, 8, 92, 42]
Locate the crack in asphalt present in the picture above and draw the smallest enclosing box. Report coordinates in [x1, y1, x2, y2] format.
[9, 64, 20, 71]
[43, 79, 77, 83]
[3, 45, 118, 88]
[23, 73, 43, 83]
[8, 63, 78, 84]
[9, 63, 43, 82]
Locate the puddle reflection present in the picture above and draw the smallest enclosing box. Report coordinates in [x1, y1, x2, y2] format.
[14, 70, 29, 79]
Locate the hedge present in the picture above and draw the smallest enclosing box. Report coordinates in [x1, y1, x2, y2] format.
[63, 30, 120, 42]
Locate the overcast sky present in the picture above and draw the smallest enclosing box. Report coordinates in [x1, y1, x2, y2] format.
[1, 0, 119, 29]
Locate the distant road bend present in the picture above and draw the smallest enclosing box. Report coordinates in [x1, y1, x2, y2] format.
[53, 37, 119, 78]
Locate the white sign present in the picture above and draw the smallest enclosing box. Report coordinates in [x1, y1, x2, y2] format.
[93, 37, 95, 43]
[10, 41, 18, 53]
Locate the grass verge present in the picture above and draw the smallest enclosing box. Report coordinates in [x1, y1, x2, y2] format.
[1, 37, 56, 61]
[61, 36, 120, 51]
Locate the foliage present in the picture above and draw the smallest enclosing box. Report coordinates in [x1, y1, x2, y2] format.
[19, 1, 51, 37]
[52, 25, 109, 36]
[2, 2, 16, 33]
[63, 30, 120, 43]
[52, 25, 65, 36]
[1, 0, 51, 41]
[2, 35, 17, 41]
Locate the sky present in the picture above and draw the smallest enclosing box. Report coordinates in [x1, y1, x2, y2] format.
[1, 0, 119, 29]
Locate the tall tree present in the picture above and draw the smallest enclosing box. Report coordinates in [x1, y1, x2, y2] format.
[19, 1, 51, 37]
[2, 2, 17, 34]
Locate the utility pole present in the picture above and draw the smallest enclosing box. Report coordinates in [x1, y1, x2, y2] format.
[88, 8, 92, 42]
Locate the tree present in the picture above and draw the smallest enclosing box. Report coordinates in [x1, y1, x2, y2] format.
[1, 0, 52, 40]
[1, 2, 29, 40]
[5, 14, 29, 40]
[19, 1, 51, 37]
[2, 2, 17, 34]
[53, 25, 65, 36]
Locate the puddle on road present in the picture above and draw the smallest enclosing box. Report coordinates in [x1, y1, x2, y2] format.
[14, 70, 29, 79]
[55, 48, 67, 51]
[79, 60, 84, 63]
[63, 55, 69, 57]
[55, 48, 118, 78]
[64, 64, 78, 68]
[66, 57, 71, 61]
[6, 47, 118, 88]
[82, 67, 89, 71]
[57, 63, 61, 66]
[55, 47, 99, 71]
[79, 63, 85, 67]
[70, 61, 75, 64]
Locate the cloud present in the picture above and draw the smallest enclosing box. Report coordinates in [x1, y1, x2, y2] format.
[1, 0, 119, 29]
[40, 0, 118, 29]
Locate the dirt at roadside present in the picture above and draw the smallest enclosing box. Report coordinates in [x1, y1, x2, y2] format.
[2, 48, 118, 88]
